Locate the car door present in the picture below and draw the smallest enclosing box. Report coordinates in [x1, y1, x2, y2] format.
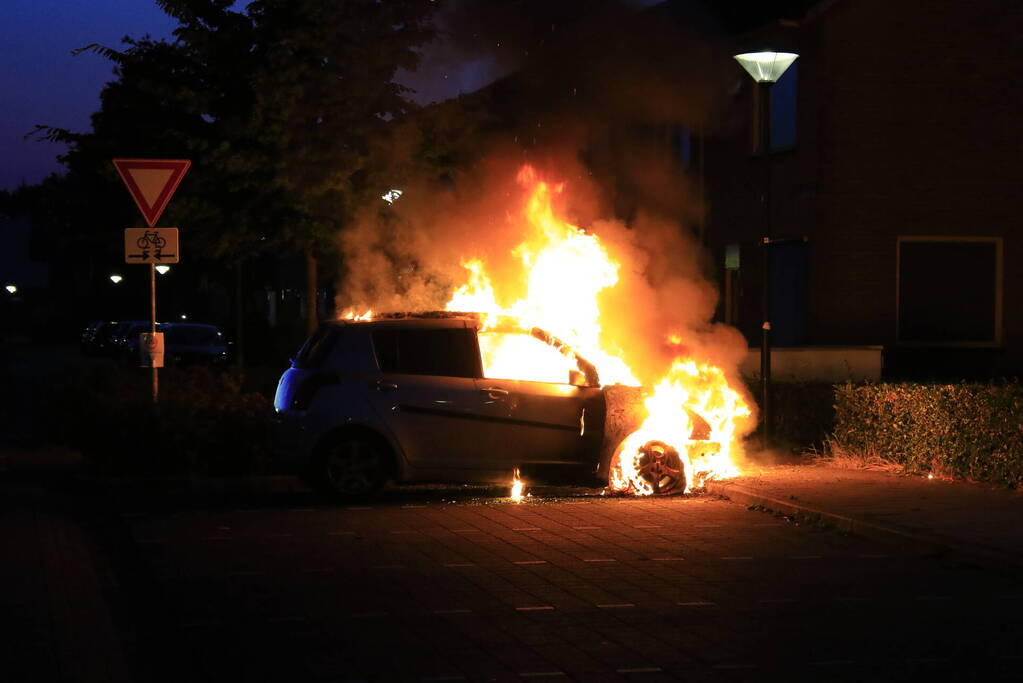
[471, 330, 606, 468]
[364, 324, 500, 470]
[474, 376, 605, 467]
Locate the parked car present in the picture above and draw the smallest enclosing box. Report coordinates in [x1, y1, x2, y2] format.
[80, 321, 118, 355]
[272, 314, 609, 497]
[161, 323, 230, 365]
[115, 322, 229, 365]
[105, 320, 148, 359]
[118, 321, 160, 362]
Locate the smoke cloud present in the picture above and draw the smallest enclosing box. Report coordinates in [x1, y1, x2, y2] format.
[337, 0, 751, 397]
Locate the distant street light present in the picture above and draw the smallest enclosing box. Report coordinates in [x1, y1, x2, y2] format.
[155, 265, 171, 275]
[110, 274, 124, 284]
[4, 284, 16, 294]
[382, 188, 403, 204]
[734, 50, 798, 449]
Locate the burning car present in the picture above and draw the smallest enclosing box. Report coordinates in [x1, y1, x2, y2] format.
[272, 312, 720, 498]
[278, 164, 751, 498]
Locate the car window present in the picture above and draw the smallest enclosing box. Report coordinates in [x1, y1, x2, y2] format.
[372, 328, 480, 378]
[294, 326, 338, 369]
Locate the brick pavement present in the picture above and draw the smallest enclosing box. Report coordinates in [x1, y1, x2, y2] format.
[706, 464, 1023, 572]
[124, 491, 1022, 681]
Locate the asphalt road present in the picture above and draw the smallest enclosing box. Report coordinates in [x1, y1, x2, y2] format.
[92, 486, 1022, 683]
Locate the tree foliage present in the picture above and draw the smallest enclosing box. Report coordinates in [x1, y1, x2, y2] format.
[45, 0, 436, 264]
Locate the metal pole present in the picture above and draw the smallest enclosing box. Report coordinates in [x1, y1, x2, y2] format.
[150, 261, 158, 405]
[760, 81, 773, 449]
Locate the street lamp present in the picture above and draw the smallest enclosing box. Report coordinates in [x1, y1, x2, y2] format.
[155, 265, 171, 275]
[4, 284, 16, 295]
[734, 50, 798, 448]
[109, 274, 124, 284]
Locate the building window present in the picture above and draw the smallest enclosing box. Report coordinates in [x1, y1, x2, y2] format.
[897, 237, 1003, 346]
[751, 62, 797, 153]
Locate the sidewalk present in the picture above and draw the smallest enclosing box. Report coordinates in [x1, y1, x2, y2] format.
[706, 463, 1023, 574]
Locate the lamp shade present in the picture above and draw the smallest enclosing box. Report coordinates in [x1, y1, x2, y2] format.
[734, 52, 799, 83]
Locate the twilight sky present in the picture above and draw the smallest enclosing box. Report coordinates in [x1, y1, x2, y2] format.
[0, 0, 511, 191]
[1, 0, 731, 192]
[1, 1, 181, 190]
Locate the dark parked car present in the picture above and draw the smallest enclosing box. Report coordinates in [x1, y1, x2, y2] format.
[116, 322, 229, 365]
[80, 321, 119, 355]
[272, 314, 608, 497]
[161, 323, 229, 365]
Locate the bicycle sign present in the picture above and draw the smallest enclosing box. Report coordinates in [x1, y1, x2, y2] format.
[124, 227, 179, 263]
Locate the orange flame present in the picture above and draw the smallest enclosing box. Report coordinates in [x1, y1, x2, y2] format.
[510, 468, 525, 502]
[443, 165, 750, 494]
[341, 309, 373, 321]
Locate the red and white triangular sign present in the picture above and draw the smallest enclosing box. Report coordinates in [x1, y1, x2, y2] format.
[112, 158, 191, 228]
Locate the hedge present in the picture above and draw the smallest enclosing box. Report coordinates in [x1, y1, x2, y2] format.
[47, 365, 273, 476]
[832, 382, 1023, 487]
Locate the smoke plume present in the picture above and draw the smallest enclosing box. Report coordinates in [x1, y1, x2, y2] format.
[338, 0, 750, 391]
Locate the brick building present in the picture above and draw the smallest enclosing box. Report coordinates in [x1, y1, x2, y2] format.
[705, 0, 1023, 378]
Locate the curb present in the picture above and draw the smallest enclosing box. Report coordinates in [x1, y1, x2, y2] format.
[705, 479, 1023, 577]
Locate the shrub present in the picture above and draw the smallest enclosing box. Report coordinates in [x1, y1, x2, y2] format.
[47, 365, 273, 476]
[832, 382, 1023, 487]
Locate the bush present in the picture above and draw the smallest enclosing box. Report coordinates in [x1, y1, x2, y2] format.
[47, 365, 273, 476]
[832, 382, 1023, 487]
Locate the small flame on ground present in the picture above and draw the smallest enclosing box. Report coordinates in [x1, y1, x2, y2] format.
[511, 468, 525, 502]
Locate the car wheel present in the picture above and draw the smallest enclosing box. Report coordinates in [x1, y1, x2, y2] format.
[611, 439, 687, 495]
[319, 435, 388, 498]
[635, 440, 686, 494]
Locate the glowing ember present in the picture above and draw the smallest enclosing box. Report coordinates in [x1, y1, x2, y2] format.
[439, 165, 753, 495]
[510, 468, 525, 501]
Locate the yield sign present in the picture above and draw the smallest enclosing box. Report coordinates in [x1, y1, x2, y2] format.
[112, 158, 191, 228]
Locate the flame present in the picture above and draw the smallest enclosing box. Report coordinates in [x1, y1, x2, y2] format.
[510, 468, 525, 502]
[341, 309, 374, 321]
[609, 359, 750, 495]
[446, 168, 636, 386]
[439, 165, 752, 495]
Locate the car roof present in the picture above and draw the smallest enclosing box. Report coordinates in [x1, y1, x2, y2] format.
[325, 312, 481, 330]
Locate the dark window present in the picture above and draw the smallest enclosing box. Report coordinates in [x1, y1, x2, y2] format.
[751, 62, 797, 153]
[294, 326, 337, 368]
[372, 328, 480, 378]
[770, 242, 808, 346]
[898, 239, 1001, 344]
[673, 126, 692, 169]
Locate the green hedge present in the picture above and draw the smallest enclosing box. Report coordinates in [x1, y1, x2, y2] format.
[47, 365, 273, 476]
[832, 382, 1023, 487]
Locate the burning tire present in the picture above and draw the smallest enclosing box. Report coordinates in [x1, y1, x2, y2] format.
[609, 438, 687, 495]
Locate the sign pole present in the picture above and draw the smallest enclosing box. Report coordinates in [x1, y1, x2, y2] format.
[150, 262, 158, 405]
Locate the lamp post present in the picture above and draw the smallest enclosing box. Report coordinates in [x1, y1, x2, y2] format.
[734, 51, 798, 449]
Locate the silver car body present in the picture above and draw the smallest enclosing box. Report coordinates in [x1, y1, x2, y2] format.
[272, 316, 606, 485]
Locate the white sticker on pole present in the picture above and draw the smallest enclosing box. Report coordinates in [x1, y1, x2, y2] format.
[140, 332, 164, 368]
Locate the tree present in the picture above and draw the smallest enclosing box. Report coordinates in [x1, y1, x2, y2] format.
[35, 0, 437, 349]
